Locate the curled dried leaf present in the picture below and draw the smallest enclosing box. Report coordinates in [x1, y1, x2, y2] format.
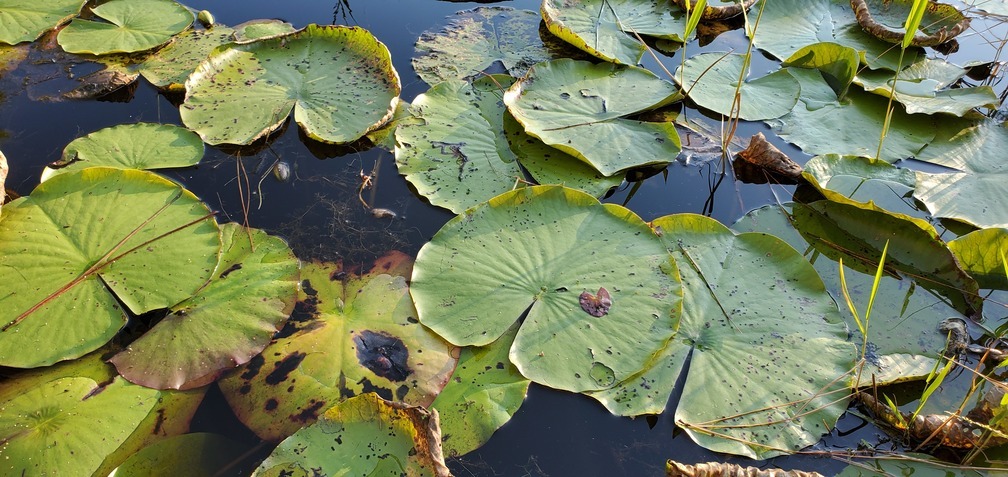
[579, 287, 612, 317]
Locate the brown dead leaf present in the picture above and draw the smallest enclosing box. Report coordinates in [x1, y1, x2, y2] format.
[733, 133, 804, 185]
[667, 460, 824, 477]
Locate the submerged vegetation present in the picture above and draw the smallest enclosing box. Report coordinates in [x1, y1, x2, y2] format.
[0, 0, 1008, 475]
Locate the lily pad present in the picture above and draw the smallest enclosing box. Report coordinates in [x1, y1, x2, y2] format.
[0, 167, 220, 368]
[733, 204, 958, 386]
[782, 42, 859, 98]
[504, 59, 682, 176]
[948, 228, 1008, 290]
[252, 393, 450, 477]
[913, 120, 1008, 228]
[677, 52, 800, 120]
[139, 25, 236, 91]
[218, 252, 456, 441]
[753, 0, 920, 72]
[411, 185, 682, 393]
[231, 19, 296, 43]
[771, 67, 934, 162]
[56, 0, 193, 55]
[854, 58, 998, 116]
[41, 123, 204, 181]
[0, 347, 206, 476]
[0, 0, 83, 45]
[110, 223, 300, 390]
[541, 0, 687, 65]
[430, 322, 530, 458]
[110, 433, 247, 477]
[395, 77, 525, 214]
[413, 7, 556, 85]
[181, 24, 400, 145]
[588, 214, 854, 458]
[851, 0, 970, 47]
[802, 154, 918, 215]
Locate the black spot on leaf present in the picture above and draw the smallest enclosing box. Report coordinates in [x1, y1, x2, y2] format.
[265, 352, 306, 385]
[353, 330, 412, 381]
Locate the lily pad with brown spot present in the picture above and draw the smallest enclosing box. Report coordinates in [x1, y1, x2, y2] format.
[218, 251, 457, 441]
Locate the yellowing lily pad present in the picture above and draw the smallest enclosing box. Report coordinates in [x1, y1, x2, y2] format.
[218, 252, 456, 441]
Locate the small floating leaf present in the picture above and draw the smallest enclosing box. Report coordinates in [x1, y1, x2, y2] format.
[56, 0, 193, 55]
[252, 393, 450, 477]
[42, 123, 204, 181]
[181, 24, 400, 146]
[231, 19, 296, 43]
[411, 185, 682, 393]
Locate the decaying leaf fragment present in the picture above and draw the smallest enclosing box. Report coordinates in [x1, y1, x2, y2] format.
[579, 286, 612, 317]
[733, 133, 804, 184]
[857, 388, 1008, 451]
[666, 460, 824, 477]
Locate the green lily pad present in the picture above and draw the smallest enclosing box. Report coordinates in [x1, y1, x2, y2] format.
[139, 25, 236, 91]
[430, 322, 530, 458]
[541, 0, 687, 65]
[503, 112, 623, 197]
[0, 168, 220, 368]
[802, 154, 918, 215]
[913, 120, 1008, 229]
[677, 52, 800, 120]
[110, 223, 299, 390]
[0, 377, 161, 477]
[218, 252, 456, 441]
[364, 97, 410, 152]
[948, 228, 1008, 290]
[771, 67, 935, 162]
[588, 214, 854, 458]
[56, 0, 193, 55]
[41, 123, 204, 181]
[733, 204, 958, 386]
[0, 0, 83, 45]
[782, 42, 859, 98]
[231, 19, 296, 43]
[504, 59, 681, 176]
[753, 0, 919, 72]
[855, 58, 998, 116]
[395, 77, 525, 214]
[181, 24, 400, 145]
[413, 7, 555, 85]
[411, 185, 682, 393]
[0, 347, 206, 477]
[111, 433, 247, 477]
[252, 393, 450, 477]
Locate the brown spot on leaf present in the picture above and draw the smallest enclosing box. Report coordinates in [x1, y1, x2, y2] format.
[293, 399, 327, 423]
[579, 287, 612, 317]
[265, 398, 279, 411]
[353, 330, 411, 381]
[265, 352, 306, 385]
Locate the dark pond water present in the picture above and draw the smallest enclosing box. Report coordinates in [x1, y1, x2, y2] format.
[1, 0, 1004, 475]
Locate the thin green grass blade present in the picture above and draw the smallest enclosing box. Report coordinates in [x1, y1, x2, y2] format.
[903, 0, 929, 49]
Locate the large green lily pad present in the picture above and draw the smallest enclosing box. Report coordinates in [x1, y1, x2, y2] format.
[411, 185, 682, 393]
[252, 393, 450, 477]
[218, 252, 456, 441]
[589, 214, 854, 458]
[677, 52, 800, 120]
[56, 0, 193, 55]
[41, 123, 204, 181]
[0, 167, 220, 368]
[430, 322, 530, 458]
[913, 119, 1008, 228]
[0, 347, 206, 476]
[504, 59, 681, 176]
[181, 24, 400, 145]
[395, 77, 525, 214]
[541, 0, 687, 65]
[854, 58, 998, 116]
[753, 0, 919, 72]
[110, 223, 299, 390]
[139, 25, 236, 91]
[771, 68, 934, 162]
[0, 0, 83, 45]
[733, 204, 959, 386]
[413, 7, 556, 85]
[801, 153, 919, 216]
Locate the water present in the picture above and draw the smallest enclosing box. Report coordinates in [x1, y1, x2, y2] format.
[0, 1, 1004, 475]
